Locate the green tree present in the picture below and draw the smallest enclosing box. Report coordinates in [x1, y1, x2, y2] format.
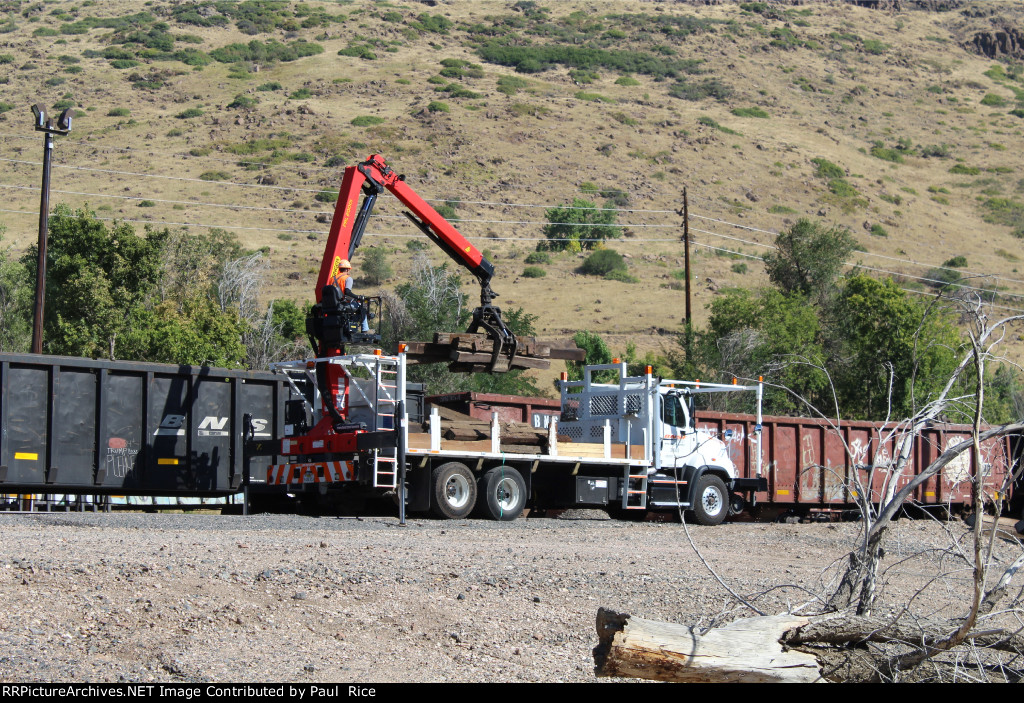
[127, 298, 248, 367]
[24, 205, 254, 366]
[762, 219, 856, 302]
[830, 274, 961, 420]
[393, 258, 469, 341]
[622, 341, 673, 379]
[697, 288, 827, 415]
[384, 256, 470, 394]
[0, 226, 31, 352]
[541, 198, 620, 252]
[566, 330, 615, 382]
[23, 205, 165, 359]
[361, 247, 393, 286]
[984, 364, 1024, 425]
[272, 298, 307, 343]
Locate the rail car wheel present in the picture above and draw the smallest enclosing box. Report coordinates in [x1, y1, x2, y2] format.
[431, 462, 476, 519]
[478, 466, 526, 521]
[728, 492, 745, 516]
[691, 474, 728, 526]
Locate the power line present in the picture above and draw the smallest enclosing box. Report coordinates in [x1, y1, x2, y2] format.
[689, 235, 1024, 314]
[0, 134, 664, 199]
[0, 157, 325, 193]
[689, 224, 1024, 303]
[0, 182, 675, 229]
[689, 210, 1024, 288]
[5, 151, 1023, 303]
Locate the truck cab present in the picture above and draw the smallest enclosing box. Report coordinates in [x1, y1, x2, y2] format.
[659, 390, 735, 477]
[557, 362, 766, 525]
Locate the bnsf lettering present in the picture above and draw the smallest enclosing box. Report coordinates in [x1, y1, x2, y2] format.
[198, 416, 229, 431]
[197, 415, 229, 437]
[532, 413, 553, 429]
[162, 414, 185, 428]
[154, 414, 186, 436]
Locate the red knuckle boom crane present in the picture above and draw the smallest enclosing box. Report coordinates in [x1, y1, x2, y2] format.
[301, 154, 518, 444]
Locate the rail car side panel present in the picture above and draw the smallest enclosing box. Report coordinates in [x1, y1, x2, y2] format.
[0, 354, 289, 498]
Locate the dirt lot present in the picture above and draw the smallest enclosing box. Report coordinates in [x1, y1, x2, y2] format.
[0, 510, 1006, 683]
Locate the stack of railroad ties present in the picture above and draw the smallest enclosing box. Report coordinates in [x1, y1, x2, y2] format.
[398, 332, 585, 374]
[395, 332, 585, 454]
[425, 404, 553, 454]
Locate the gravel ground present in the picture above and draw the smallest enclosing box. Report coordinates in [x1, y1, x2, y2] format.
[0, 510, 1005, 683]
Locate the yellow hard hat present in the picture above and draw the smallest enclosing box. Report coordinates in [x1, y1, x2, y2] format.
[337, 259, 352, 270]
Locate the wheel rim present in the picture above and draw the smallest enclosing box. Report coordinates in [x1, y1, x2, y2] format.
[494, 476, 521, 512]
[444, 473, 472, 509]
[702, 485, 723, 517]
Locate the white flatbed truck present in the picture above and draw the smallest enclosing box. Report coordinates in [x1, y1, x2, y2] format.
[244, 353, 767, 524]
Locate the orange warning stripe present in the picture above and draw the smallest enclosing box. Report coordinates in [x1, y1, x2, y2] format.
[266, 461, 355, 486]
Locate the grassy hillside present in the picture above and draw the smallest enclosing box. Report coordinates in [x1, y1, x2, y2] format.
[1, 0, 1022, 378]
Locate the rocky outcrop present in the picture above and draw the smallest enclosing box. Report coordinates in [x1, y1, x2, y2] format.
[965, 25, 1024, 60]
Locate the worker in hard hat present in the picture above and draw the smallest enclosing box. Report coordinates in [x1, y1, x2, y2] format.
[329, 258, 369, 332]
[329, 257, 355, 295]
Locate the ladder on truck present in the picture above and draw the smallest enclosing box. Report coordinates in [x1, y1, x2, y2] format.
[370, 357, 400, 488]
[622, 467, 648, 510]
[338, 352, 406, 490]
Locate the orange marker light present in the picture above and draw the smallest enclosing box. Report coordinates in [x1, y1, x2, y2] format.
[398, 343, 407, 353]
[612, 358, 621, 364]
[645, 365, 653, 375]
[560, 372, 568, 381]
[373, 348, 382, 356]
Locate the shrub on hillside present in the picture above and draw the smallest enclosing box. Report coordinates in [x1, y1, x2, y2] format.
[581, 249, 627, 276]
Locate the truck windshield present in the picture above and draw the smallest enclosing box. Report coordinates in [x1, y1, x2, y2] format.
[661, 393, 690, 430]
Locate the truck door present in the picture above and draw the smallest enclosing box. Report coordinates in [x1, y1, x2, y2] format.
[659, 392, 694, 468]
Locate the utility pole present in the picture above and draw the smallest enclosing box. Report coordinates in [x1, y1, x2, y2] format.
[677, 188, 693, 362]
[29, 104, 72, 355]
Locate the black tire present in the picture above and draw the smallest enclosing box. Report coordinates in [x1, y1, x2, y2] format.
[431, 462, 476, 519]
[478, 466, 526, 521]
[691, 474, 728, 526]
[728, 492, 745, 516]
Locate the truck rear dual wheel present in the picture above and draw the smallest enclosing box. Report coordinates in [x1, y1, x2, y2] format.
[691, 474, 728, 526]
[431, 462, 476, 519]
[477, 466, 526, 522]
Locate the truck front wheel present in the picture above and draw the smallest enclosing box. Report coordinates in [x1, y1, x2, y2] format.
[691, 474, 728, 526]
[431, 462, 476, 519]
[478, 466, 526, 521]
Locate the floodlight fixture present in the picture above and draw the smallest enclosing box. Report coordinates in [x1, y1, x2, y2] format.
[56, 108, 72, 132]
[31, 103, 47, 129]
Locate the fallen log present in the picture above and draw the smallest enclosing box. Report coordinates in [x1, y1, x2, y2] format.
[593, 608, 822, 683]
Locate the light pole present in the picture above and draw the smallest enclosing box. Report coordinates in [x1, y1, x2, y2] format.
[29, 103, 71, 355]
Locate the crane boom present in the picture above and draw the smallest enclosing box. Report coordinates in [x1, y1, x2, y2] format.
[312, 154, 516, 372]
[318, 154, 495, 299]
